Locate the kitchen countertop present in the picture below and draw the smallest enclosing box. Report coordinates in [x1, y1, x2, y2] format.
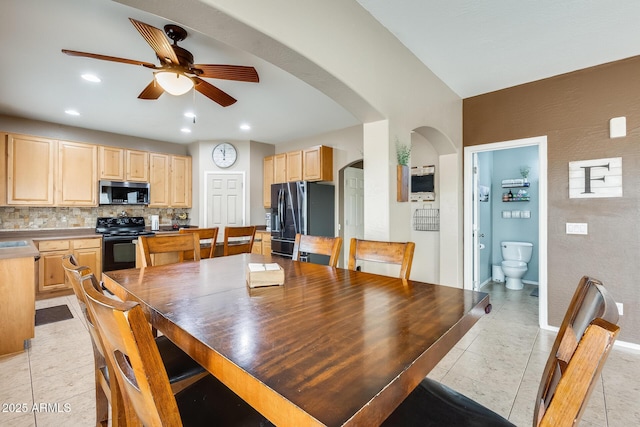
[0, 228, 100, 260]
[0, 226, 269, 259]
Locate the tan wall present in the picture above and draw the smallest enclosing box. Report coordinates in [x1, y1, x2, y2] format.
[463, 56, 640, 344]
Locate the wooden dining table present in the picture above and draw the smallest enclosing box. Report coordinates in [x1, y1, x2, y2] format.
[102, 253, 490, 426]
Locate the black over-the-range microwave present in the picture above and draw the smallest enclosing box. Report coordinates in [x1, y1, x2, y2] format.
[99, 180, 150, 205]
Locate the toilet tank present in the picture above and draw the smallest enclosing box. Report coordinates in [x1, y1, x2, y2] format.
[501, 241, 533, 262]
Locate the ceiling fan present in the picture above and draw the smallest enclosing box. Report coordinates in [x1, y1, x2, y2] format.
[62, 18, 259, 107]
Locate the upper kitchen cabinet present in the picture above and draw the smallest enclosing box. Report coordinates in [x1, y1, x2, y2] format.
[303, 145, 333, 181]
[0, 133, 6, 205]
[274, 153, 287, 184]
[149, 152, 170, 207]
[126, 149, 149, 182]
[286, 150, 303, 182]
[7, 134, 56, 206]
[99, 147, 149, 182]
[57, 140, 97, 206]
[170, 155, 191, 208]
[263, 155, 274, 208]
[99, 145, 124, 180]
[149, 153, 192, 208]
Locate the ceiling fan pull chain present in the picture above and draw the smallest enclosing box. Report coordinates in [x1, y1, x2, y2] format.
[192, 89, 197, 124]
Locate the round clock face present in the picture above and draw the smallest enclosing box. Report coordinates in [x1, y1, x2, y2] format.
[212, 143, 237, 168]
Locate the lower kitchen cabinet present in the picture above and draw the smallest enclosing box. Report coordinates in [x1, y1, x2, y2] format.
[0, 256, 35, 355]
[252, 231, 272, 255]
[36, 237, 102, 294]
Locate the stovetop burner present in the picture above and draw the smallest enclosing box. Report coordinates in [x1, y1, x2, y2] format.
[96, 216, 153, 237]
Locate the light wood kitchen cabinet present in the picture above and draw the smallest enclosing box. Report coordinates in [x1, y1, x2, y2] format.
[263, 156, 274, 208]
[252, 231, 272, 255]
[149, 153, 170, 207]
[57, 140, 97, 206]
[149, 153, 192, 208]
[303, 145, 333, 181]
[7, 134, 56, 206]
[0, 256, 35, 355]
[126, 149, 149, 182]
[170, 155, 192, 208]
[99, 145, 125, 180]
[99, 147, 149, 182]
[36, 238, 102, 294]
[274, 153, 287, 184]
[286, 150, 303, 182]
[269, 146, 333, 187]
[0, 133, 6, 205]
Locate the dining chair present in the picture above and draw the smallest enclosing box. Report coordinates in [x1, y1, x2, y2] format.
[347, 238, 415, 279]
[80, 272, 273, 427]
[139, 233, 201, 267]
[62, 255, 207, 426]
[381, 276, 620, 427]
[223, 225, 257, 256]
[180, 227, 218, 259]
[292, 233, 342, 267]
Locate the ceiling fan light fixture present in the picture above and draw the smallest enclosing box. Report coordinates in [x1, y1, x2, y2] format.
[155, 71, 193, 95]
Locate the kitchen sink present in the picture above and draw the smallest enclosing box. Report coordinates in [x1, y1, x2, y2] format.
[0, 240, 29, 248]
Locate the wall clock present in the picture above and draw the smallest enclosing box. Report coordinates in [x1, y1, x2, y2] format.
[212, 142, 237, 168]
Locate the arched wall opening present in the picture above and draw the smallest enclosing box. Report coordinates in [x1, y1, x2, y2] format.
[410, 126, 461, 286]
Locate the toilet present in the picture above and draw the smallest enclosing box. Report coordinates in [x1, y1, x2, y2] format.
[500, 241, 533, 290]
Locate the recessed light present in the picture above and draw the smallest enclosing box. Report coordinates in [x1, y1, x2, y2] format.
[65, 109, 80, 116]
[240, 123, 251, 131]
[81, 74, 101, 83]
[180, 128, 192, 133]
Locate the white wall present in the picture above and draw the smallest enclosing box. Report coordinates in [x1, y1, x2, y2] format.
[410, 133, 440, 283]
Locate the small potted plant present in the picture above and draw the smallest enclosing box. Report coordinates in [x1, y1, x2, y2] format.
[395, 139, 411, 202]
[520, 166, 530, 184]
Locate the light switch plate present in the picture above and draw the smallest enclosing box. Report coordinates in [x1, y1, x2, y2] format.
[616, 302, 624, 316]
[566, 223, 588, 235]
[610, 116, 626, 138]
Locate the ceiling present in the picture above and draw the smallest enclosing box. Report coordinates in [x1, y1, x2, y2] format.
[356, 0, 640, 98]
[2, 1, 640, 146]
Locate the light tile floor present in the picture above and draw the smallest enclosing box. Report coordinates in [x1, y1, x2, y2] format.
[0, 282, 638, 426]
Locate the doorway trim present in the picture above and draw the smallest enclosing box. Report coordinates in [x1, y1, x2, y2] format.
[463, 136, 549, 329]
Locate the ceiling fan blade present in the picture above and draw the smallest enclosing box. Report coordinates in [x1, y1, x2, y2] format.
[138, 80, 164, 99]
[193, 65, 259, 82]
[129, 18, 179, 65]
[193, 77, 237, 107]
[61, 49, 157, 68]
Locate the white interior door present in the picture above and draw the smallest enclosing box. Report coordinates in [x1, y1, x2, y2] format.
[205, 173, 245, 237]
[343, 167, 364, 267]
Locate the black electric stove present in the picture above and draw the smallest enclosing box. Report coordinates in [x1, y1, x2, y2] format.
[96, 217, 155, 271]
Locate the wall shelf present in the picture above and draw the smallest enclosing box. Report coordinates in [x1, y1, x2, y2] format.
[503, 197, 530, 202]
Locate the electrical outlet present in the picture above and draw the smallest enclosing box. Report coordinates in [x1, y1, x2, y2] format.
[616, 302, 624, 316]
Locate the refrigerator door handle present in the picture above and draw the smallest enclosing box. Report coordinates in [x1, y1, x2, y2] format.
[278, 189, 285, 231]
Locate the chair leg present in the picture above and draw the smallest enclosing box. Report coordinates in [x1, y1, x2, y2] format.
[95, 375, 109, 427]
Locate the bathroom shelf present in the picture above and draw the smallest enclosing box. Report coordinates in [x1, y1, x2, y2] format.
[503, 197, 530, 202]
[501, 183, 530, 188]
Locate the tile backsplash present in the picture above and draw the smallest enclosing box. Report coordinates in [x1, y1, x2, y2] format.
[0, 207, 191, 230]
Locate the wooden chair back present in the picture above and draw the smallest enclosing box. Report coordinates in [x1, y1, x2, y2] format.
[180, 227, 218, 259]
[223, 225, 256, 256]
[62, 255, 132, 427]
[535, 276, 620, 426]
[80, 276, 182, 426]
[347, 238, 415, 279]
[139, 233, 201, 267]
[292, 233, 342, 267]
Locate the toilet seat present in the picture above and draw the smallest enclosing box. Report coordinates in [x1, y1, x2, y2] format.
[501, 260, 526, 269]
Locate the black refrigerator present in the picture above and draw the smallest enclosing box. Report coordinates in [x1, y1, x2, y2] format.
[270, 181, 335, 264]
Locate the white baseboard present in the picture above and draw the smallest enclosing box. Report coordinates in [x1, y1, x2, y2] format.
[541, 324, 640, 351]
